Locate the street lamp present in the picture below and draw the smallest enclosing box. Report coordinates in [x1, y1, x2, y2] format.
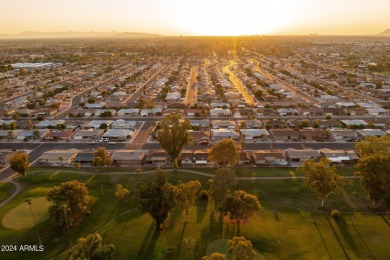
[25, 198, 42, 245]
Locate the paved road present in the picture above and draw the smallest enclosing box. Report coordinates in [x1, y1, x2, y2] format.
[224, 62, 255, 105]
[186, 67, 198, 105]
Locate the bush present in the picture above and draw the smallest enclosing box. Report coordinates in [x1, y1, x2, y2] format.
[198, 190, 209, 200]
[331, 209, 341, 218]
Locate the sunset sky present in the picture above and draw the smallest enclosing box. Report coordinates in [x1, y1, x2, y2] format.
[1, 0, 390, 36]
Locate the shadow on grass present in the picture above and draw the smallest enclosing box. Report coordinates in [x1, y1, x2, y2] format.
[175, 221, 187, 260]
[352, 223, 374, 259]
[334, 216, 357, 251]
[326, 217, 350, 260]
[196, 199, 208, 224]
[273, 210, 279, 222]
[196, 212, 223, 259]
[137, 222, 160, 260]
[380, 214, 390, 227]
[314, 221, 333, 260]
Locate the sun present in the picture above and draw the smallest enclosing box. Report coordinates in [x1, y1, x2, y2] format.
[177, 0, 297, 35]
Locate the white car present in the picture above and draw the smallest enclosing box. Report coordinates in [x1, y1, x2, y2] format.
[108, 141, 117, 145]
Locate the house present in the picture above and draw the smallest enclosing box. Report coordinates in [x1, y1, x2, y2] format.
[85, 120, 113, 130]
[187, 130, 210, 142]
[238, 151, 252, 165]
[38, 149, 79, 166]
[340, 120, 368, 128]
[356, 129, 387, 138]
[0, 130, 22, 140]
[73, 152, 94, 165]
[317, 119, 343, 129]
[95, 109, 116, 117]
[84, 102, 106, 109]
[251, 150, 287, 165]
[145, 150, 169, 167]
[73, 130, 103, 140]
[211, 120, 236, 129]
[117, 108, 140, 116]
[300, 107, 324, 116]
[211, 129, 239, 142]
[240, 129, 270, 141]
[345, 107, 368, 116]
[319, 149, 359, 165]
[210, 108, 231, 117]
[102, 129, 133, 141]
[237, 120, 262, 129]
[330, 129, 359, 141]
[189, 119, 210, 128]
[277, 108, 299, 116]
[43, 130, 74, 141]
[210, 102, 230, 108]
[35, 120, 65, 129]
[163, 109, 185, 116]
[16, 129, 49, 141]
[140, 107, 163, 116]
[322, 107, 346, 116]
[367, 108, 388, 116]
[284, 148, 321, 163]
[112, 150, 147, 167]
[181, 150, 211, 166]
[299, 129, 330, 141]
[165, 92, 181, 102]
[263, 119, 288, 129]
[186, 109, 203, 117]
[270, 129, 300, 142]
[111, 119, 136, 129]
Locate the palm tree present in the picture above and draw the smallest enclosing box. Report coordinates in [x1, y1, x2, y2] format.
[25, 198, 42, 245]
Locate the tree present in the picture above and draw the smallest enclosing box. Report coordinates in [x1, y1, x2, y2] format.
[227, 237, 257, 260]
[137, 169, 177, 231]
[7, 130, 14, 139]
[202, 252, 227, 260]
[58, 156, 64, 165]
[137, 97, 146, 109]
[222, 190, 261, 236]
[356, 136, 390, 208]
[156, 115, 192, 172]
[114, 184, 130, 201]
[208, 168, 237, 215]
[74, 163, 81, 171]
[47, 180, 89, 227]
[298, 158, 348, 208]
[33, 130, 40, 140]
[254, 90, 263, 100]
[7, 151, 30, 176]
[25, 120, 33, 129]
[176, 180, 201, 221]
[25, 198, 42, 245]
[71, 233, 115, 260]
[92, 147, 112, 167]
[209, 139, 240, 167]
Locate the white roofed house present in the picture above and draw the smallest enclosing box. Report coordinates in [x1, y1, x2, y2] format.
[367, 107, 388, 116]
[85, 120, 113, 130]
[140, 107, 163, 117]
[277, 108, 299, 116]
[38, 149, 80, 166]
[117, 108, 140, 116]
[111, 119, 136, 129]
[165, 92, 181, 102]
[240, 129, 270, 141]
[210, 108, 231, 117]
[356, 129, 387, 138]
[211, 129, 239, 142]
[211, 120, 236, 129]
[102, 129, 133, 141]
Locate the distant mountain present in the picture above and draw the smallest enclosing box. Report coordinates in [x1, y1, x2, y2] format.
[0, 31, 163, 39]
[377, 29, 390, 36]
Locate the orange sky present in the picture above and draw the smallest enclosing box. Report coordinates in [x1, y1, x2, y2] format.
[1, 0, 389, 36]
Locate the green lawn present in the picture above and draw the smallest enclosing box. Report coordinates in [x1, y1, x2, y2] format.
[0, 168, 388, 259]
[0, 182, 15, 203]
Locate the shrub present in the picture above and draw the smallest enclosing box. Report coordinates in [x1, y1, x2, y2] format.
[331, 209, 341, 218]
[198, 190, 209, 200]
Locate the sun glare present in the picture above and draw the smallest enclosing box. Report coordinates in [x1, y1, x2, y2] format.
[178, 0, 298, 35]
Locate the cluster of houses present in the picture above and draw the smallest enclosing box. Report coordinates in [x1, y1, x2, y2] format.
[0, 119, 137, 142]
[36, 147, 360, 168]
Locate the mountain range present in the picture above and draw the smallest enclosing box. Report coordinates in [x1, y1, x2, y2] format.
[0, 31, 162, 39]
[378, 29, 390, 36]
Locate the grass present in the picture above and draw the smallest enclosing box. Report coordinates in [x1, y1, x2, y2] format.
[2, 197, 50, 229]
[0, 168, 388, 259]
[0, 182, 15, 203]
